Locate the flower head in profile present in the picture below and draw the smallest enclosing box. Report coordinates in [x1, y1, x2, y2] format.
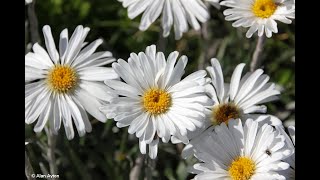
[189, 119, 290, 180]
[100, 45, 210, 159]
[220, 0, 295, 38]
[118, 0, 220, 40]
[25, 25, 118, 139]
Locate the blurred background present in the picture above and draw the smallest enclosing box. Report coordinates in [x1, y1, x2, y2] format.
[25, 0, 295, 179]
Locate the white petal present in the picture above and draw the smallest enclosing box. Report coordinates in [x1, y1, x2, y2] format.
[112, 62, 144, 92]
[75, 51, 114, 69]
[79, 81, 117, 102]
[168, 81, 199, 93]
[127, 54, 149, 90]
[205, 84, 219, 104]
[161, 114, 178, 135]
[42, 25, 59, 63]
[115, 111, 142, 128]
[172, 0, 188, 40]
[72, 97, 92, 133]
[143, 117, 156, 144]
[72, 39, 103, 67]
[25, 81, 46, 102]
[246, 23, 259, 38]
[34, 99, 52, 132]
[65, 95, 86, 137]
[258, 24, 265, 37]
[237, 75, 270, 105]
[59, 28, 69, 64]
[215, 122, 239, 158]
[65, 26, 89, 65]
[194, 171, 228, 180]
[235, 69, 264, 104]
[154, 116, 165, 137]
[74, 89, 106, 122]
[228, 119, 244, 156]
[207, 58, 225, 102]
[52, 95, 62, 134]
[25, 89, 51, 124]
[244, 119, 258, 156]
[60, 95, 75, 140]
[162, 0, 173, 37]
[145, 45, 156, 61]
[229, 63, 245, 101]
[243, 105, 267, 114]
[161, 51, 178, 88]
[244, 114, 282, 127]
[240, 86, 280, 109]
[138, 52, 155, 87]
[166, 55, 188, 87]
[32, 43, 54, 66]
[149, 137, 159, 159]
[167, 113, 187, 136]
[182, 70, 207, 84]
[127, 0, 152, 19]
[128, 113, 149, 135]
[139, 140, 147, 154]
[139, 0, 164, 31]
[288, 126, 295, 145]
[171, 86, 205, 98]
[25, 66, 46, 82]
[25, 52, 52, 70]
[104, 79, 142, 97]
[78, 67, 119, 81]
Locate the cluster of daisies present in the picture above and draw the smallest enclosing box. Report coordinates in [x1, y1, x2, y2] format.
[119, 0, 295, 39]
[25, 0, 295, 179]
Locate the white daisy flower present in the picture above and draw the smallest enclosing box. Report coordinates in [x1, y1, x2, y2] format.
[276, 125, 295, 179]
[190, 119, 290, 180]
[25, 25, 118, 139]
[118, 0, 220, 40]
[204, 58, 281, 126]
[173, 58, 281, 156]
[100, 45, 210, 159]
[220, 0, 295, 38]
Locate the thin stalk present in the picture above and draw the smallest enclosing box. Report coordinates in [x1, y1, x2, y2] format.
[45, 127, 58, 176]
[25, 151, 35, 180]
[27, 0, 40, 44]
[157, 27, 167, 52]
[144, 155, 156, 180]
[250, 36, 266, 71]
[129, 154, 145, 180]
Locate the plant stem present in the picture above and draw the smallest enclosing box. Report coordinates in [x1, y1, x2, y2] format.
[198, 21, 209, 70]
[45, 127, 58, 176]
[144, 155, 156, 180]
[27, 0, 40, 44]
[25, 151, 35, 180]
[157, 27, 167, 52]
[250, 36, 266, 71]
[130, 154, 145, 180]
[198, 6, 221, 70]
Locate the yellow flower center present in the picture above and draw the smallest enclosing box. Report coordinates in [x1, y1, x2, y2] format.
[142, 88, 171, 115]
[229, 157, 256, 180]
[252, 0, 277, 18]
[212, 103, 240, 125]
[47, 65, 78, 93]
